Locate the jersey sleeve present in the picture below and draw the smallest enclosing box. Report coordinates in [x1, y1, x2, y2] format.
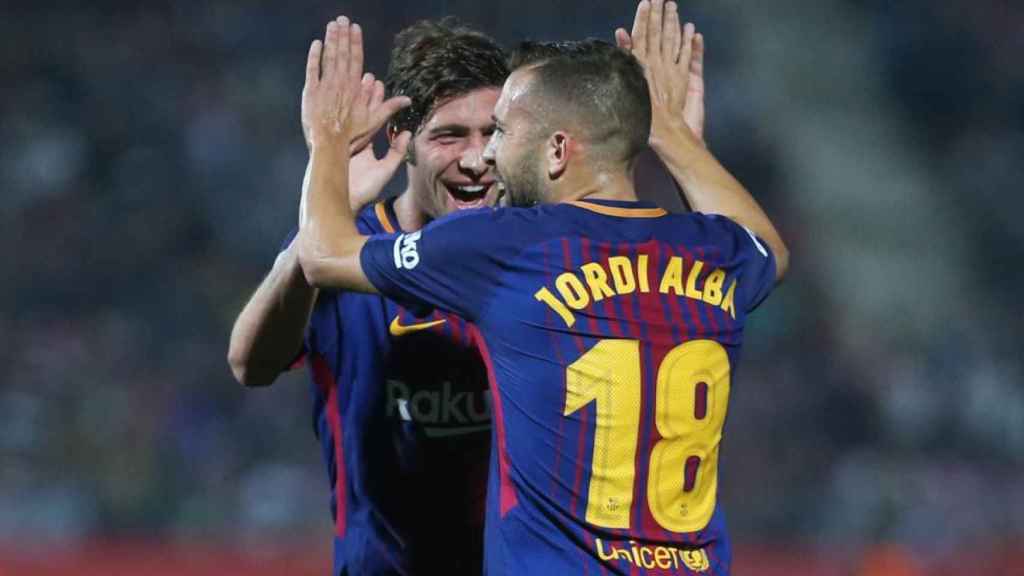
[705, 215, 777, 312]
[359, 208, 514, 321]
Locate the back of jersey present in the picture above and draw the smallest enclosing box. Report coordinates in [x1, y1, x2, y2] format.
[361, 198, 777, 576]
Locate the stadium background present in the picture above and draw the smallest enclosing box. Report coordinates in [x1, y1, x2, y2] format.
[2, 0, 1021, 574]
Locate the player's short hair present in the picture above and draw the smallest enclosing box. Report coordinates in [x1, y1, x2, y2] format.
[385, 18, 508, 137]
[507, 40, 603, 70]
[510, 39, 651, 165]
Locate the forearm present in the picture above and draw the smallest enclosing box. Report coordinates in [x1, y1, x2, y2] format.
[653, 127, 789, 280]
[297, 142, 376, 292]
[228, 245, 318, 387]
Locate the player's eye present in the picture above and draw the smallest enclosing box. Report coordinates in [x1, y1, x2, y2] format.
[433, 133, 462, 145]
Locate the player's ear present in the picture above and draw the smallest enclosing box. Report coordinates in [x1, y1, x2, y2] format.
[546, 131, 570, 180]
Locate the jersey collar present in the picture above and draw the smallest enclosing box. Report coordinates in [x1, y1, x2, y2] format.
[373, 197, 402, 233]
[567, 198, 667, 218]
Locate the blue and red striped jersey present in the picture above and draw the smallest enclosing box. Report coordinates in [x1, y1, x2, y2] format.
[296, 199, 490, 575]
[360, 199, 776, 575]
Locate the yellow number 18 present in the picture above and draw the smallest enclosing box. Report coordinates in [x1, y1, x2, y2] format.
[564, 339, 731, 533]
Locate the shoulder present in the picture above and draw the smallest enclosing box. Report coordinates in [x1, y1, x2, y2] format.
[420, 205, 565, 245]
[357, 201, 399, 235]
[689, 213, 770, 258]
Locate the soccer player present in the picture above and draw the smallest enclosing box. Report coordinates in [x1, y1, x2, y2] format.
[227, 19, 507, 575]
[297, 2, 789, 574]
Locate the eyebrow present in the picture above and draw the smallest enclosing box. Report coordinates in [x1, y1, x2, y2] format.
[426, 121, 498, 137]
[426, 124, 469, 135]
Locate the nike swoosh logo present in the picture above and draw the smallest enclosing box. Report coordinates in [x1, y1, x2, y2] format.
[389, 316, 447, 337]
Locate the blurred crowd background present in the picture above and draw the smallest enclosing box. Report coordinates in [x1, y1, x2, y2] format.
[2, 0, 1021, 573]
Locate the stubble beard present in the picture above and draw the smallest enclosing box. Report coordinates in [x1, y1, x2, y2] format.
[501, 148, 547, 208]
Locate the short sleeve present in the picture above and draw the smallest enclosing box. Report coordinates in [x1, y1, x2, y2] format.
[359, 208, 512, 321]
[705, 215, 777, 312]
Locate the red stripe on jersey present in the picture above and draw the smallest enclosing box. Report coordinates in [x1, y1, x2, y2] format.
[428, 309, 447, 337]
[468, 325, 518, 516]
[663, 244, 690, 344]
[445, 310, 463, 342]
[562, 238, 588, 353]
[615, 243, 641, 340]
[541, 244, 569, 501]
[677, 245, 706, 338]
[696, 247, 721, 338]
[579, 237, 600, 336]
[638, 241, 678, 348]
[597, 243, 624, 338]
[311, 354, 347, 537]
[633, 241, 668, 537]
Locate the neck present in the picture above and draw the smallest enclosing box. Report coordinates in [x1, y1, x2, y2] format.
[392, 187, 429, 231]
[556, 169, 637, 204]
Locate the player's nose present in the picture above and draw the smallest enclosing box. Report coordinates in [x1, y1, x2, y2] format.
[459, 144, 488, 175]
[482, 135, 497, 165]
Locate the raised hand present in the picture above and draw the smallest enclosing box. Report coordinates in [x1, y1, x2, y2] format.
[346, 72, 411, 156]
[615, 1, 705, 145]
[346, 70, 412, 210]
[348, 130, 412, 210]
[301, 17, 365, 152]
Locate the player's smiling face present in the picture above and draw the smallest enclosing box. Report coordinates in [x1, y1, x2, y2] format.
[407, 87, 502, 218]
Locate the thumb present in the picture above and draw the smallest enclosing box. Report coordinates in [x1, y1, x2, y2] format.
[372, 96, 412, 130]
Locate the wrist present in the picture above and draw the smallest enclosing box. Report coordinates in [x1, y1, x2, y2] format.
[650, 128, 703, 167]
[310, 138, 347, 157]
[649, 118, 702, 152]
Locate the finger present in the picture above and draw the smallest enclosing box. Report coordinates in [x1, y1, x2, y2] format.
[664, 2, 681, 63]
[351, 145, 375, 162]
[306, 40, 322, 87]
[336, 16, 350, 81]
[362, 72, 374, 99]
[690, 32, 705, 78]
[678, 22, 695, 73]
[359, 73, 374, 109]
[630, 1, 650, 57]
[649, 0, 664, 62]
[615, 28, 632, 51]
[684, 33, 706, 141]
[384, 131, 413, 166]
[321, 21, 338, 82]
[369, 79, 385, 113]
[371, 95, 412, 132]
[350, 22, 364, 85]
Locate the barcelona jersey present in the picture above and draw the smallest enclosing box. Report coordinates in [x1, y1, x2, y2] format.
[360, 199, 776, 575]
[294, 199, 490, 575]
